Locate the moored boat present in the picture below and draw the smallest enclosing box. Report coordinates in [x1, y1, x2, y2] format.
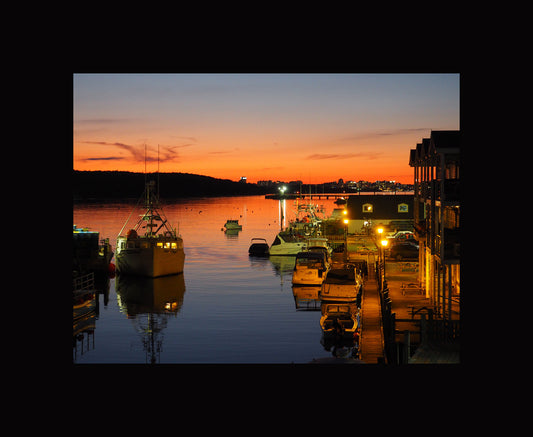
[320, 302, 360, 338]
[224, 219, 242, 230]
[292, 251, 330, 286]
[320, 267, 363, 302]
[248, 238, 270, 256]
[73, 224, 113, 275]
[116, 180, 185, 277]
[269, 232, 307, 256]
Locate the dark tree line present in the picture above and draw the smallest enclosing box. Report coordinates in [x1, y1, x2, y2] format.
[73, 171, 272, 200]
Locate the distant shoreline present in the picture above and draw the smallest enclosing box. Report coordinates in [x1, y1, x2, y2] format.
[72, 170, 271, 200]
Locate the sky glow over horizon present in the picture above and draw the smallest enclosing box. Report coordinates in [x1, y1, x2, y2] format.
[73, 73, 460, 184]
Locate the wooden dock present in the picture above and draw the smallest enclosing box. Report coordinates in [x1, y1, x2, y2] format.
[359, 276, 385, 364]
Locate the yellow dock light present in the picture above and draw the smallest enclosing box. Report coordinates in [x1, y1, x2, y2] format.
[343, 218, 349, 224]
[380, 239, 388, 247]
[377, 226, 384, 235]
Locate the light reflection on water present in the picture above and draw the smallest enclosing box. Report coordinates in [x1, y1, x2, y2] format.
[73, 195, 343, 363]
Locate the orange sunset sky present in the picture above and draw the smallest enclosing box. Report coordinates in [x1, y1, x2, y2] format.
[73, 73, 460, 184]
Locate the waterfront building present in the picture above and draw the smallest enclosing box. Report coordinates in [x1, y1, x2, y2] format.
[409, 130, 460, 326]
[345, 194, 414, 234]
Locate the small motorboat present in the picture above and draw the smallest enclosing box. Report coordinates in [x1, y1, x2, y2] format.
[224, 219, 242, 230]
[269, 232, 307, 255]
[248, 238, 270, 256]
[292, 251, 329, 286]
[320, 267, 363, 302]
[320, 302, 360, 338]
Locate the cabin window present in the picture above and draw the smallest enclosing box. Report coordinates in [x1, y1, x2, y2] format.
[362, 203, 373, 213]
[398, 203, 409, 213]
[141, 241, 150, 248]
[156, 242, 163, 248]
[171, 242, 177, 250]
[164, 242, 171, 249]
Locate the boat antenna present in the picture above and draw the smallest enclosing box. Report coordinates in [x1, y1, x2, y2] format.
[157, 144, 160, 200]
[144, 143, 148, 207]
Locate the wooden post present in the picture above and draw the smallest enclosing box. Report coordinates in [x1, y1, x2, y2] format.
[448, 265, 453, 337]
[420, 313, 427, 344]
[403, 330, 411, 364]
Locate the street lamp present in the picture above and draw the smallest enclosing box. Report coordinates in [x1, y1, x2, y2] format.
[380, 238, 389, 289]
[343, 217, 349, 261]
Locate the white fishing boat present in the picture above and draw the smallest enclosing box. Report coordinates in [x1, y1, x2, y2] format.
[269, 199, 324, 256]
[269, 232, 308, 256]
[116, 179, 185, 277]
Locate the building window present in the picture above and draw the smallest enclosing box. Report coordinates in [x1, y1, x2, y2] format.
[398, 203, 409, 213]
[362, 203, 373, 213]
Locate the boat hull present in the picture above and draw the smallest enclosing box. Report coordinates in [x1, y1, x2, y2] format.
[116, 247, 185, 277]
[269, 241, 307, 256]
[292, 268, 327, 285]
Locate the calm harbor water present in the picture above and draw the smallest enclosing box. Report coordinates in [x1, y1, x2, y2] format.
[73, 195, 344, 364]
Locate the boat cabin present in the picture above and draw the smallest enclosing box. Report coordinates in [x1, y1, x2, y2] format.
[294, 251, 327, 270]
[117, 231, 183, 254]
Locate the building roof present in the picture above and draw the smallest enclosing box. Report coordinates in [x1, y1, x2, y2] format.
[410, 130, 460, 167]
[430, 130, 460, 152]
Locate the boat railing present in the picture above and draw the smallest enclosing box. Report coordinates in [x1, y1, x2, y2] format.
[73, 272, 95, 292]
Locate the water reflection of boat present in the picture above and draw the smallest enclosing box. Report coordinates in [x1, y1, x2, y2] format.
[73, 273, 97, 322]
[116, 274, 186, 364]
[116, 179, 185, 277]
[292, 285, 321, 310]
[116, 274, 186, 315]
[269, 255, 296, 275]
[73, 272, 98, 361]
